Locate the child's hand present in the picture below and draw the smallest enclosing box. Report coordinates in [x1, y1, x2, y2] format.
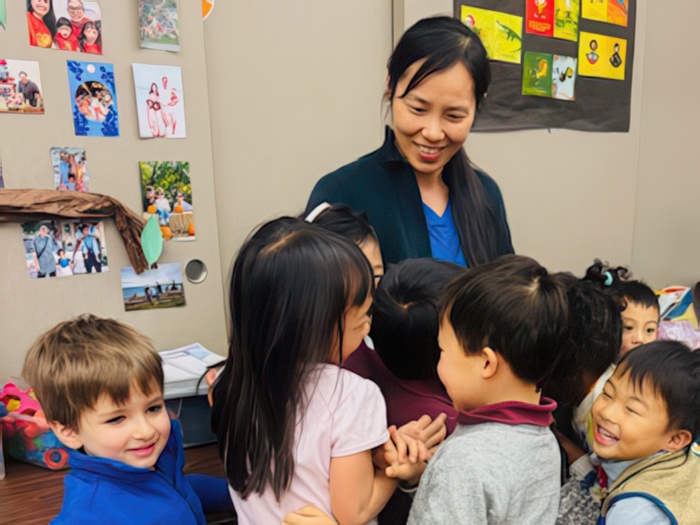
[398, 413, 447, 458]
[383, 426, 428, 486]
[282, 505, 337, 525]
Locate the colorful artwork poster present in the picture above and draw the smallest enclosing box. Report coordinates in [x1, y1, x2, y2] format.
[0, 0, 6, 30]
[554, 0, 580, 41]
[140, 161, 195, 241]
[522, 52, 553, 97]
[27, 0, 102, 53]
[121, 262, 186, 311]
[202, 0, 214, 20]
[582, 0, 628, 27]
[67, 60, 119, 136]
[461, 6, 523, 64]
[139, 0, 180, 52]
[578, 32, 626, 80]
[21, 219, 108, 279]
[50, 147, 90, 191]
[133, 64, 186, 139]
[552, 55, 577, 100]
[0, 59, 45, 114]
[526, 0, 554, 37]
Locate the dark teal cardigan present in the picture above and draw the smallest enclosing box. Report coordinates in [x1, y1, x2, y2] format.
[306, 127, 513, 265]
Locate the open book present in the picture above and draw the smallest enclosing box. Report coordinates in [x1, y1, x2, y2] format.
[160, 343, 226, 400]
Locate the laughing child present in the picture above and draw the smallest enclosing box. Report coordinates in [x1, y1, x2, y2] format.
[591, 340, 699, 524]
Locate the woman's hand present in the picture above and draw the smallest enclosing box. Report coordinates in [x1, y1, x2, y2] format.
[283, 506, 337, 525]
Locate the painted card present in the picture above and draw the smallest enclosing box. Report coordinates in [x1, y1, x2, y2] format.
[27, 0, 102, 53]
[21, 219, 108, 278]
[67, 60, 119, 136]
[522, 52, 553, 98]
[121, 262, 186, 311]
[139, 161, 195, 240]
[554, 0, 580, 41]
[582, 0, 628, 27]
[552, 55, 577, 100]
[0, 0, 6, 30]
[133, 64, 186, 139]
[0, 59, 45, 114]
[139, 0, 180, 52]
[461, 6, 523, 64]
[51, 147, 90, 191]
[526, 0, 554, 37]
[607, 0, 628, 27]
[578, 32, 626, 80]
[0, 146, 4, 188]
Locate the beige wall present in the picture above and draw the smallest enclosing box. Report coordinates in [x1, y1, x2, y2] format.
[0, 1, 228, 385]
[204, 1, 393, 273]
[632, 1, 700, 287]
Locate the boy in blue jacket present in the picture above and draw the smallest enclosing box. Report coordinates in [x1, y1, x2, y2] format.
[22, 314, 216, 524]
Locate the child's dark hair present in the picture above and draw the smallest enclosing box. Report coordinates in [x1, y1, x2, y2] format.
[211, 217, 372, 502]
[370, 258, 465, 381]
[620, 280, 659, 312]
[79, 20, 101, 48]
[56, 17, 71, 29]
[617, 341, 700, 438]
[441, 254, 569, 387]
[304, 203, 378, 247]
[541, 273, 622, 405]
[583, 259, 658, 312]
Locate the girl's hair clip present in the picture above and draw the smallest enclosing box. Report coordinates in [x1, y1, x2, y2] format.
[305, 202, 332, 223]
[604, 270, 614, 287]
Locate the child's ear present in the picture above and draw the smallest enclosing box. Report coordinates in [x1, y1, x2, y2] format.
[665, 429, 693, 452]
[49, 421, 84, 450]
[481, 346, 499, 379]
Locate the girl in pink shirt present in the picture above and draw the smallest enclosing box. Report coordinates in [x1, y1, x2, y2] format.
[211, 217, 399, 524]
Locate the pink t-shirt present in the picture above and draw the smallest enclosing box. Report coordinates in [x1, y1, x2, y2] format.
[230, 364, 389, 524]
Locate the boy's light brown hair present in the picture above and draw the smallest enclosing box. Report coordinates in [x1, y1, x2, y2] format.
[22, 314, 163, 430]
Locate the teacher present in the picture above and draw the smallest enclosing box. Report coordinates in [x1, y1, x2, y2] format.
[306, 16, 513, 267]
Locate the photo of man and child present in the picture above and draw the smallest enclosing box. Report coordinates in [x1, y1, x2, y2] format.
[21, 219, 107, 278]
[0, 59, 44, 114]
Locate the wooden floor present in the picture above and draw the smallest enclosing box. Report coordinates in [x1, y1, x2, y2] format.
[0, 444, 233, 524]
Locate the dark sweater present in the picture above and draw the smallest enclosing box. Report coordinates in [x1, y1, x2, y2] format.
[306, 127, 513, 265]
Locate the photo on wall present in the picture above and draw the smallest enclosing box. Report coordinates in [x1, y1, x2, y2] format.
[0, 59, 45, 114]
[67, 60, 119, 136]
[139, 0, 180, 52]
[121, 262, 186, 311]
[21, 219, 108, 279]
[0, 146, 4, 188]
[51, 147, 90, 191]
[27, 0, 102, 53]
[133, 63, 186, 139]
[139, 160, 195, 240]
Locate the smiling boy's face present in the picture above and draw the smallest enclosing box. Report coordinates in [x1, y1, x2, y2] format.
[591, 370, 682, 461]
[52, 385, 171, 469]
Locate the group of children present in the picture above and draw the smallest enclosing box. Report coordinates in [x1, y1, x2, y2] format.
[21, 205, 699, 524]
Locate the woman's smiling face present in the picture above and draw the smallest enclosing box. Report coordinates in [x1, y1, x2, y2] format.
[390, 60, 476, 181]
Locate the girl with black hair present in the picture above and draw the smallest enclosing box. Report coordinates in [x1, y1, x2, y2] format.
[211, 217, 399, 524]
[306, 16, 513, 267]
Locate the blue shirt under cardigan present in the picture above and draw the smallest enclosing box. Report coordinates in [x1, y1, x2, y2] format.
[306, 127, 513, 265]
[51, 418, 206, 525]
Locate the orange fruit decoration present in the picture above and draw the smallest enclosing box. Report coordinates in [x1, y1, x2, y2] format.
[160, 225, 173, 240]
[174, 205, 184, 213]
[188, 223, 195, 236]
[147, 205, 156, 214]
